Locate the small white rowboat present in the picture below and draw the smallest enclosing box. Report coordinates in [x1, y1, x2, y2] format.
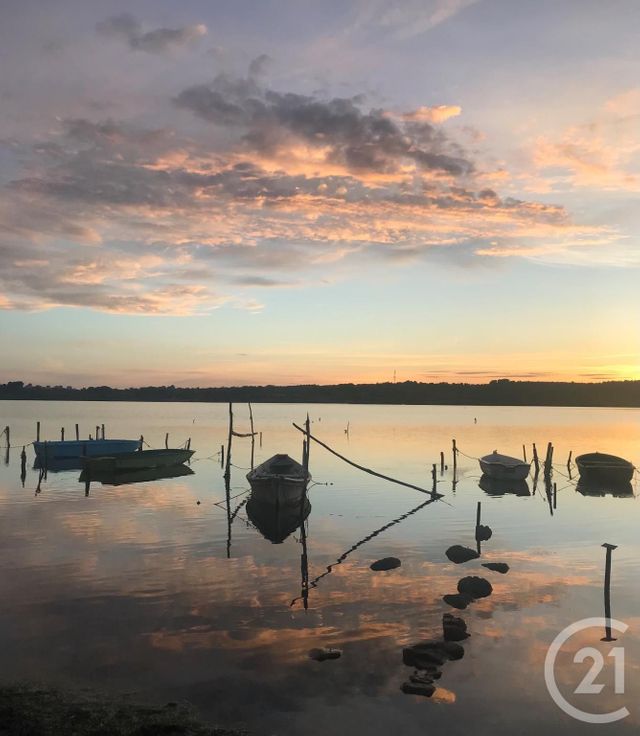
[479, 451, 531, 481]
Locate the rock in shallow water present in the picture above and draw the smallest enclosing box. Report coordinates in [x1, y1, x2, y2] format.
[445, 545, 480, 564]
[475, 524, 493, 542]
[457, 576, 493, 599]
[443, 593, 473, 610]
[370, 557, 401, 571]
[443, 613, 469, 641]
[482, 562, 510, 574]
[402, 681, 435, 697]
[309, 647, 342, 662]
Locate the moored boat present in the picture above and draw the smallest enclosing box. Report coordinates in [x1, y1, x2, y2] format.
[34, 438, 141, 461]
[479, 451, 531, 481]
[575, 452, 634, 485]
[246, 454, 310, 505]
[83, 448, 194, 473]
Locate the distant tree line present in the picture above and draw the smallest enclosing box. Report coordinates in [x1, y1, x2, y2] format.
[1, 379, 639, 407]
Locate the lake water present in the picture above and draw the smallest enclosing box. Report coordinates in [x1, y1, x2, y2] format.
[0, 401, 639, 735]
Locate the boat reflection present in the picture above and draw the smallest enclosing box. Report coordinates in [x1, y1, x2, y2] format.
[576, 479, 634, 498]
[79, 464, 195, 486]
[34, 456, 84, 472]
[479, 474, 530, 497]
[246, 495, 311, 544]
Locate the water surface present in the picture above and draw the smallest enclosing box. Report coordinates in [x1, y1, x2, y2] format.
[0, 401, 639, 735]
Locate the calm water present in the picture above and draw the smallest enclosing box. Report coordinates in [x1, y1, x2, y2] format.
[0, 401, 639, 735]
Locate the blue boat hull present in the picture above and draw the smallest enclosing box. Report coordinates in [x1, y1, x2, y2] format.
[34, 439, 141, 460]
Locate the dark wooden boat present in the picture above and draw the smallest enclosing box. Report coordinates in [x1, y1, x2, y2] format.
[575, 452, 634, 485]
[479, 451, 530, 481]
[83, 448, 194, 473]
[246, 454, 310, 505]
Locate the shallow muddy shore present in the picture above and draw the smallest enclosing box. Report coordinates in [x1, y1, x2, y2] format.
[0, 683, 245, 736]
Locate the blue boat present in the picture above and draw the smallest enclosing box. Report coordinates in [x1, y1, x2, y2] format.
[34, 438, 141, 462]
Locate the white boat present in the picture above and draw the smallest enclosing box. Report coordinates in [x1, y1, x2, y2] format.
[246, 454, 310, 505]
[479, 451, 530, 481]
[34, 438, 141, 461]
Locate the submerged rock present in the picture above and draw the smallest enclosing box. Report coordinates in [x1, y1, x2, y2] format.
[443, 593, 473, 610]
[457, 576, 493, 599]
[443, 613, 469, 641]
[401, 681, 435, 697]
[309, 647, 342, 662]
[482, 562, 510, 574]
[445, 545, 479, 564]
[475, 524, 493, 542]
[370, 557, 401, 571]
[403, 647, 445, 668]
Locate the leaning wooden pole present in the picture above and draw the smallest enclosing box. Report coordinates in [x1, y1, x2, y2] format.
[224, 402, 233, 485]
[248, 402, 256, 471]
[293, 422, 441, 497]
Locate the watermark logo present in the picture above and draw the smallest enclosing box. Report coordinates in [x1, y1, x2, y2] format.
[544, 617, 629, 724]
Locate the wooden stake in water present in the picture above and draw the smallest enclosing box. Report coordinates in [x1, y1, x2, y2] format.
[165, 432, 169, 450]
[224, 403, 233, 484]
[248, 402, 255, 471]
[101, 424, 105, 440]
[532, 443, 539, 475]
[36, 422, 41, 443]
[602, 543, 618, 642]
[75, 424, 79, 441]
[522, 444, 527, 462]
[20, 446, 27, 486]
[61, 427, 65, 441]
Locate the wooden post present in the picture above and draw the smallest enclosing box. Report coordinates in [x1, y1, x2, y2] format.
[440, 451, 445, 473]
[224, 403, 233, 484]
[165, 432, 169, 449]
[259, 431, 263, 448]
[602, 543, 617, 642]
[95, 426, 99, 441]
[476, 501, 482, 528]
[452, 439, 457, 472]
[553, 482, 557, 509]
[4, 426, 9, 448]
[187, 438, 191, 451]
[522, 444, 527, 462]
[101, 424, 105, 440]
[544, 442, 553, 475]
[75, 424, 79, 441]
[20, 446, 27, 485]
[304, 413, 311, 478]
[431, 463, 437, 493]
[532, 443, 539, 475]
[220, 444, 224, 469]
[36, 421, 41, 443]
[567, 451, 572, 469]
[248, 402, 255, 470]
[61, 427, 64, 441]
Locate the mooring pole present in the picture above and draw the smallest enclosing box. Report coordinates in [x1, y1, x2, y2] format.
[532, 443, 539, 475]
[75, 423, 80, 441]
[248, 402, 256, 471]
[220, 444, 224, 469]
[440, 451, 445, 474]
[101, 424, 105, 440]
[165, 432, 169, 450]
[61, 427, 64, 441]
[602, 543, 618, 642]
[36, 421, 41, 443]
[452, 439, 457, 473]
[431, 463, 437, 494]
[522, 444, 527, 462]
[224, 403, 233, 484]
[553, 482, 557, 509]
[4, 426, 9, 449]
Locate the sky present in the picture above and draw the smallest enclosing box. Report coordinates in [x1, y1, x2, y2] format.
[0, 0, 639, 387]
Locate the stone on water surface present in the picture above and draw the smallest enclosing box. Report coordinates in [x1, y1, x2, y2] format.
[457, 576, 493, 599]
[370, 557, 401, 571]
[445, 545, 479, 564]
[482, 562, 509, 574]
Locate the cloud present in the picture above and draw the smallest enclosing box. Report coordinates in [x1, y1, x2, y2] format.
[174, 74, 473, 176]
[402, 105, 462, 124]
[350, 0, 481, 40]
[96, 13, 207, 54]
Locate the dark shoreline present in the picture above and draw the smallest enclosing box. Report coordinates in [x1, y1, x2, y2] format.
[0, 683, 245, 736]
[1, 379, 639, 408]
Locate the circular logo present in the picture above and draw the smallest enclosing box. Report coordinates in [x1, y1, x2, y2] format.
[544, 617, 629, 724]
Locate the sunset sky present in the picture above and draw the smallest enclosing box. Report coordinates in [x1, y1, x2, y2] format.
[1, 0, 639, 386]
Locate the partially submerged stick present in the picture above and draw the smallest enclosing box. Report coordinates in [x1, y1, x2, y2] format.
[292, 422, 441, 497]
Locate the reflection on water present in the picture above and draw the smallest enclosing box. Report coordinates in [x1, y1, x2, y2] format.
[479, 475, 531, 496]
[246, 496, 311, 544]
[0, 401, 639, 735]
